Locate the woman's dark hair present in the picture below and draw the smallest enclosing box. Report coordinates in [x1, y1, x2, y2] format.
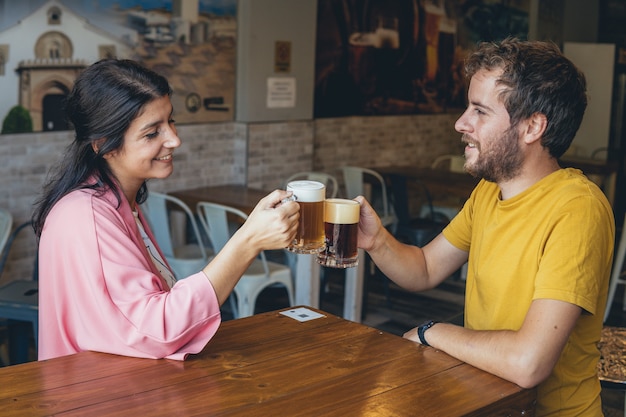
[32, 59, 172, 237]
[464, 37, 587, 159]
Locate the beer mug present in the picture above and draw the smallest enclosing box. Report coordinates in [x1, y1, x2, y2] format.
[317, 198, 360, 268]
[286, 180, 326, 254]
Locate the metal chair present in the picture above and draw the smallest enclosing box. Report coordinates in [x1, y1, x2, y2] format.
[342, 166, 395, 228]
[283, 171, 340, 286]
[196, 201, 294, 318]
[141, 191, 212, 280]
[0, 214, 39, 365]
[342, 166, 396, 312]
[387, 174, 449, 247]
[0, 209, 11, 255]
[285, 171, 339, 198]
[431, 154, 466, 173]
[605, 212, 626, 323]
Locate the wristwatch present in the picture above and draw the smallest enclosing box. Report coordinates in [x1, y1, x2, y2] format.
[417, 320, 438, 347]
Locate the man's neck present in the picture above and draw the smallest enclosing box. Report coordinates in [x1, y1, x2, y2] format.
[498, 157, 561, 200]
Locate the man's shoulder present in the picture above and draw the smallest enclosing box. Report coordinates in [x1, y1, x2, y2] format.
[553, 168, 611, 206]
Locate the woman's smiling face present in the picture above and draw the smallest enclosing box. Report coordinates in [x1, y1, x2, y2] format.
[104, 95, 180, 198]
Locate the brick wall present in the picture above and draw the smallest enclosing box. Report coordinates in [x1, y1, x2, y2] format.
[0, 122, 246, 285]
[0, 113, 462, 284]
[246, 120, 316, 190]
[313, 114, 463, 193]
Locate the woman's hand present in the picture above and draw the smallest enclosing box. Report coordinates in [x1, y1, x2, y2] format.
[241, 189, 300, 251]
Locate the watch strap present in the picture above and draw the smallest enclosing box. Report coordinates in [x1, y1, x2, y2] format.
[417, 320, 437, 346]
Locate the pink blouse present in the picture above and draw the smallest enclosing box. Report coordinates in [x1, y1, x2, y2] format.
[38, 186, 221, 360]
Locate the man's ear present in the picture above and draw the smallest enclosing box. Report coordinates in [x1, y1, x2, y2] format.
[522, 112, 548, 145]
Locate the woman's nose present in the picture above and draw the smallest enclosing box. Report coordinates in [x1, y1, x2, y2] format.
[165, 129, 181, 148]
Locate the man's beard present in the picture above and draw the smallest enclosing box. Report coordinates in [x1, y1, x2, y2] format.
[464, 126, 524, 183]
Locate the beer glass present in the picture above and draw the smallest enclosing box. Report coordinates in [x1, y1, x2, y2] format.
[286, 180, 326, 254]
[317, 198, 360, 268]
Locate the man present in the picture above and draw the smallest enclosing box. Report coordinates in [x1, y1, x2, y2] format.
[356, 38, 614, 415]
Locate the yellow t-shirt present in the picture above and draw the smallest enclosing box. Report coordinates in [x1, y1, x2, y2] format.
[443, 168, 614, 416]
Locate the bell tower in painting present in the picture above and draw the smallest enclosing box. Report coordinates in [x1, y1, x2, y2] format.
[16, 5, 84, 131]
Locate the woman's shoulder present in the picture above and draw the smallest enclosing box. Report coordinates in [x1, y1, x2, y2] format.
[51, 187, 121, 220]
[56, 187, 112, 206]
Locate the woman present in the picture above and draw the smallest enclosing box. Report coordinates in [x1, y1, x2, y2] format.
[32, 59, 299, 360]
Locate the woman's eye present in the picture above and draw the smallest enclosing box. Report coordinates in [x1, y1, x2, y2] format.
[169, 119, 176, 124]
[145, 130, 159, 139]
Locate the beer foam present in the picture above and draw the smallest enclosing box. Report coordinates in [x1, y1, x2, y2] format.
[324, 199, 360, 223]
[287, 180, 325, 202]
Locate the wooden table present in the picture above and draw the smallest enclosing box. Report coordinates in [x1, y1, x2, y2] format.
[374, 165, 479, 207]
[170, 185, 365, 322]
[170, 184, 269, 215]
[375, 159, 617, 209]
[0, 307, 536, 416]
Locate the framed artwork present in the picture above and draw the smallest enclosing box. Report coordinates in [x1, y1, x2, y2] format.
[0, 0, 237, 133]
[313, 0, 529, 118]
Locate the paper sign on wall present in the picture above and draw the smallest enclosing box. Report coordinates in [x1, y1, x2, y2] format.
[267, 77, 296, 108]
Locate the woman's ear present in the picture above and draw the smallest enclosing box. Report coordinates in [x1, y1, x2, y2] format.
[91, 138, 105, 156]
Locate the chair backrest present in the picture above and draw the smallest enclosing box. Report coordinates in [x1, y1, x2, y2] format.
[431, 154, 466, 173]
[285, 171, 339, 198]
[386, 174, 431, 224]
[196, 202, 269, 274]
[390, 175, 450, 222]
[0, 209, 13, 257]
[591, 147, 608, 160]
[0, 220, 38, 281]
[342, 166, 390, 219]
[141, 191, 208, 259]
